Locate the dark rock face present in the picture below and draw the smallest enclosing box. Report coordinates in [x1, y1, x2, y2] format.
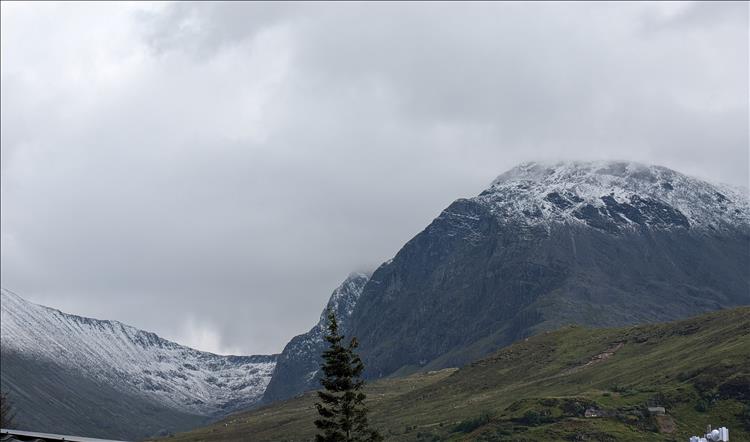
[545, 192, 575, 209]
[349, 200, 562, 377]
[261, 273, 369, 404]
[350, 200, 749, 379]
[264, 161, 750, 402]
[577, 194, 691, 231]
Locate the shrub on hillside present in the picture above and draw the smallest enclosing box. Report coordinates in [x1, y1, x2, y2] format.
[452, 411, 492, 434]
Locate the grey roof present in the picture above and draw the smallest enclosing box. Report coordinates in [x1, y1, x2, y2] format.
[1, 430, 127, 442]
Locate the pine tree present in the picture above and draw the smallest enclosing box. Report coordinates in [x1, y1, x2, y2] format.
[314, 310, 382, 442]
[0, 390, 17, 428]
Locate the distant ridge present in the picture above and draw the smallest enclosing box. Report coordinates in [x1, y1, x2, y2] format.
[0, 288, 277, 440]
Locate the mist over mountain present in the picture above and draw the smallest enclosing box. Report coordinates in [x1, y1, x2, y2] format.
[264, 161, 750, 401]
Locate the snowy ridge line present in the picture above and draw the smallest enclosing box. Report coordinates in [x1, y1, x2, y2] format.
[0, 288, 277, 416]
[301, 272, 370, 382]
[292, 272, 370, 358]
[260, 272, 370, 403]
[475, 161, 750, 231]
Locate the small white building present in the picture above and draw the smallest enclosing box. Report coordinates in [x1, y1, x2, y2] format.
[689, 426, 728, 442]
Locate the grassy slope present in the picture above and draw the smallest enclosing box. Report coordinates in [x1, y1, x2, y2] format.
[160, 307, 750, 442]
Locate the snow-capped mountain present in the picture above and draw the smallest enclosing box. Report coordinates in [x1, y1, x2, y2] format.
[0, 288, 276, 439]
[261, 272, 370, 404]
[478, 161, 749, 232]
[264, 161, 750, 402]
[350, 161, 750, 378]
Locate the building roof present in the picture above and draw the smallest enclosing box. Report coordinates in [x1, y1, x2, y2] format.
[1, 429, 127, 442]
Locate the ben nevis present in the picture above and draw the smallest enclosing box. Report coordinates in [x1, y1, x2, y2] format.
[265, 160, 750, 402]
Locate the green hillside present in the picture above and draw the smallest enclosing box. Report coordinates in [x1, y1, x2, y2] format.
[159, 307, 750, 441]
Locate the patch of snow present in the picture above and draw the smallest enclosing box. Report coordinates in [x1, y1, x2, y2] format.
[274, 272, 370, 380]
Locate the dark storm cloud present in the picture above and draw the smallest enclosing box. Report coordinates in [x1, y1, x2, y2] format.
[1, 2, 747, 354]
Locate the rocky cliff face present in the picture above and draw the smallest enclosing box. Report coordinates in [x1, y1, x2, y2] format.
[262, 272, 370, 403]
[265, 161, 750, 400]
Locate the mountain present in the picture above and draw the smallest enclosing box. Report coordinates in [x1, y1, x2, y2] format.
[0, 288, 277, 440]
[264, 160, 750, 402]
[262, 272, 370, 404]
[160, 307, 750, 442]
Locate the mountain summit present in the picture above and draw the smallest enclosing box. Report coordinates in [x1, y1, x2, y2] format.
[481, 161, 748, 231]
[265, 161, 750, 402]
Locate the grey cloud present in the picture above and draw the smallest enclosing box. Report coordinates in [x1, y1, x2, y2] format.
[140, 2, 306, 57]
[641, 1, 748, 32]
[1, 2, 747, 355]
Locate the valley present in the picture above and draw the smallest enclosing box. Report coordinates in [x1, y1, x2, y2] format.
[160, 307, 750, 441]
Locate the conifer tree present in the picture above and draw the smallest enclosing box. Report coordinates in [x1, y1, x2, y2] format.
[314, 310, 382, 442]
[0, 390, 17, 428]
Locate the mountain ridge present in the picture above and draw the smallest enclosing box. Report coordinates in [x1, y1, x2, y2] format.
[0, 288, 277, 439]
[481, 160, 749, 231]
[261, 272, 370, 404]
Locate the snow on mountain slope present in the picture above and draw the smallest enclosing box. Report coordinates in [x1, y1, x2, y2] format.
[314, 271, 371, 334]
[474, 161, 749, 231]
[0, 288, 276, 416]
[261, 272, 370, 403]
[272, 272, 371, 367]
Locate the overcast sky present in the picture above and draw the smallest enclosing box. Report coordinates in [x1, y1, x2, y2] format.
[1, 1, 748, 355]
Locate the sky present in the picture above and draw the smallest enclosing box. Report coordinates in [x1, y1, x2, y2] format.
[1, 1, 748, 355]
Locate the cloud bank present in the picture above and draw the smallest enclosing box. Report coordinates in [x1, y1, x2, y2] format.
[1, 2, 747, 354]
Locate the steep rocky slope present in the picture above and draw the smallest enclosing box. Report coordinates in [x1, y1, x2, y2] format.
[262, 272, 369, 403]
[265, 161, 750, 402]
[0, 289, 276, 439]
[351, 161, 749, 378]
